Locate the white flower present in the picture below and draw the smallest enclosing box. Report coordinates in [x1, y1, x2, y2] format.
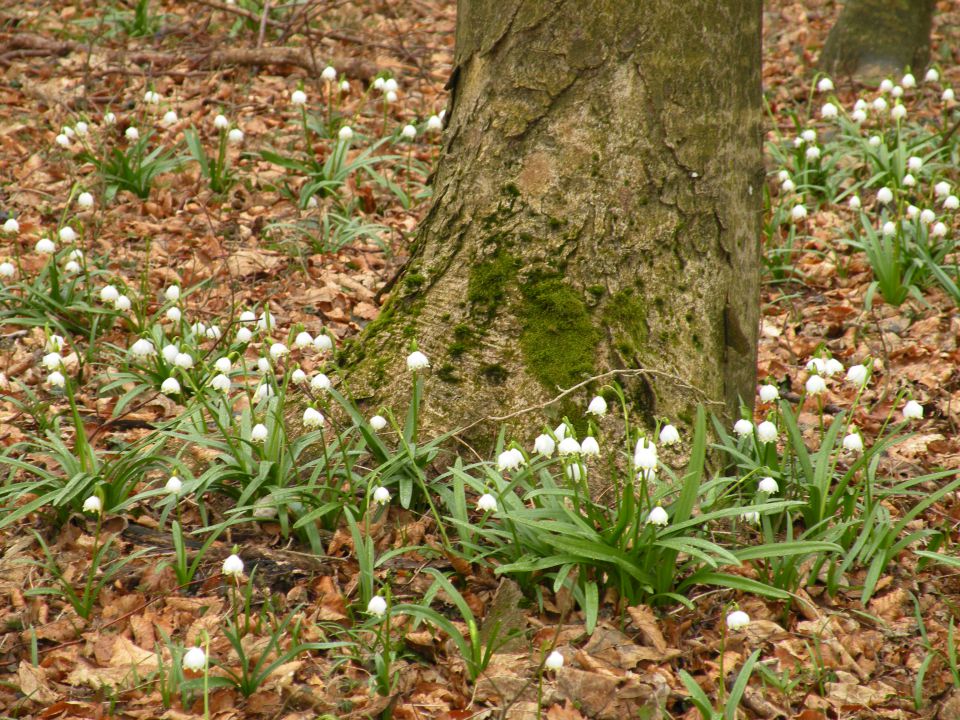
[426, 114, 443, 131]
[647, 506, 669, 526]
[805, 146, 821, 161]
[303, 407, 324, 428]
[130, 338, 155, 357]
[46, 371, 66, 388]
[926, 68, 940, 83]
[100, 285, 119, 303]
[756, 421, 777, 444]
[781, 179, 795, 192]
[222, 554, 244, 577]
[338, 125, 353, 141]
[210, 374, 231, 392]
[869, 135, 882, 147]
[383, 78, 399, 93]
[733, 419, 753, 437]
[103, 111, 116, 124]
[777, 170, 790, 183]
[921, 209, 937, 224]
[933, 222, 948, 237]
[946, 196, 960, 210]
[321, 65, 337, 82]
[174, 352, 194, 369]
[161, 377, 181, 395]
[659, 424, 680, 445]
[372, 486, 391, 504]
[901, 73, 916, 89]
[633, 438, 658, 469]
[846, 363, 869, 386]
[251, 423, 268, 442]
[291, 89, 307, 106]
[805, 375, 827, 395]
[293, 331, 313, 349]
[213, 114, 229, 130]
[367, 595, 387, 617]
[820, 102, 837, 119]
[891, 104, 907, 121]
[125, 126, 139, 141]
[401, 124, 417, 140]
[903, 400, 923, 420]
[291, 368, 307, 384]
[741, 511, 760, 525]
[908, 156, 923, 172]
[144, 90, 161, 104]
[2, 218, 18, 234]
[339, 80, 350, 92]
[801, 129, 816, 143]
[165, 476, 183, 494]
[824, 358, 844, 377]
[239, 310, 257, 323]
[877, 187, 893, 204]
[35, 238, 55, 254]
[82, 495, 102, 514]
[903, 174, 916, 187]
[209, 357, 229, 374]
[883, 220, 896, 235]
[477, 493, 498, 512]
[791, 205, 807, 221]
[873, 96, 888, 113]
[406, 350, 429, 371]
[67, 248, 83, 261]
[553, 423, 568, 440]
[759, 384, 779, 403]
[115, 295, 131, 311]
[0, 262, 14, 277]
[726, 610, 750, 631]
[42, 352, 62, 370]
[373, 77, 385, 91]
[758, 476, 779, 494]
[558, 437, 581, 456]
[545, 650, 564, 670]
[816, 77, 834, 93]
[944, 88, 956, 102]
[269, 342, 289, 359]
[46, 335, 65, 352]
[533, 433, 555, 456]
[586, 395, 608, 416]
[59, 227, 78, 244]
[161, 344, 179, 363]
[806, 357, 827, 374]
[566, 463, 584, 481]
[851, 109, 867, 123]
[161, 110, 178, 127]
[892, 85, 904, 98]
[843, 431, 864, 453]
[314, 334, 333, 352]
[237, 327, 253, 343]
[370, 415, 387, 431]
[310, 373, 331, 391]
[227, 128, 244, 144]
[497, 447, 525, 471]
[77, 192, 94, 209]
[182, 647, 206, 671]
[581, 436, 600, 456]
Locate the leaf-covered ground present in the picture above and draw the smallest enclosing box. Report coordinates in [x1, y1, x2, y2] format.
[2, 1, 960, 719]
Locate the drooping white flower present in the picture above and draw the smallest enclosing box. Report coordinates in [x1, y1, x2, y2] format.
[55, 133, 70, 148]
[903, 400, 923, 420]
[869, 135, 882, 147]
[726, 610, 750, 630]
[427, 115, 443, 132]
[581, 436, 600, 456]
[161, 110, 178, 127]
[372, 486, 391, 504]
[566, 463, 583, 481]
[791, 205, 807, 221]
[805, 375, 827, 395]
[877, 187, 893, 204]
[227, 128, 244, 144]
[943, 88, 956, 102]
[873, 96, 888, 112]
[902, 173, 916, 187]
[733, 419, 753, 437]
[47, 335, 65, 352]
[239, 310, 257, 324]
[587, 395, 607, 416]
[659, 424, 680, 445]
[0, 262, 14, 278]
[291, 89, 307, 106]
[291, 368, 307, 384]
[545, 650, 564, 670]
[4, 218, 21, 234]
[144, 89, 161, 104]
[901, 73, 916, 89]
[805, 146, 821, 161]
[758, 384, 779, 403]
[103, 111, 117, 124]
[846, 363, 869, 386]
[533, 433, 555, 456]
[477, 493, 498, 512]
[174, 352, 194, 369]
[46, 371, 66, 388]
[647, 506, 669, 526]
[820, 102, 837, 119]
[83, 495, 102, 514]
[321, 65, 337, 82]
[558, 437, 581, 456]
[125, 126, 140, 141]
[781, 179, 795, 192]
[64, 261, 80, 274]
[339, 80, 350, 92]
[100, 284, 120, 303]
[42, 352, 62, 370]
[801, 129, 816, 143]
[35, 238, 55, 254]
[932, 222, 948, 237]
[222, 554, 244, 577]
[182, 647, 206, 671]
[758, 476, 779, 494]
[161, 377, 181, 395]
[926, 68, 940, 83]
[406, 350, 429, 371]
[115, 295, 131, 311]
[302, 407, 324, 428]
[213, 114, 229, 130]
[314, 334, 333, 352]
[77, 192, 94, 209]
[310, 373, 331, 391]
[383, 78, 399, 93]
[293, 331, 313, 349]
[891, 85, 904, 98]
[370, 415, 388, 431]
[497, 447, 525, 471]
[633, 438, 658, 469]
[236, 327, 253, 343]
[945, 195, 960, 210]
[907, 156, 923, 172]
[367, 595, 387, 617]
[843, 431, 864, 453]
[824, 358, 844, 377]
[816, 77, 834, 93]
[60, 227, 78, 244]
[161, 344, 179, 363]
[920, 208, 937, 224]
[130, 338, 156, 357]
[251, 423, 268, 442]
[165, 476, 183, 494]
[553, 423, 568, 440]
[851, 109, 867, 123]
[269, 343, 288, 360]
[401, 124, 417, 140]
[338, 126, 353, 141]
[210, 374, 231, 392]
[756, 421, 778, 444]
[741, 510, 760, 524]
[891, 104, 907, 121]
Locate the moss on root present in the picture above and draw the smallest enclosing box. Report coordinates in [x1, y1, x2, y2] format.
[519, 275, 599, 393]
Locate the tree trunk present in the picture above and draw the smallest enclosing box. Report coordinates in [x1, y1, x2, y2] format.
[819, 0, 935, 82]
[345, 0, 763, 442]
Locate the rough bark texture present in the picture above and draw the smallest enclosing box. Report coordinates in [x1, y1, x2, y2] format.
[819, 0, 935, 81]
[345, 0, 763, 443]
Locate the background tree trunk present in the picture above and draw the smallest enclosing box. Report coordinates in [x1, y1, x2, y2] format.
[345, 0, 763, 443]
[819, 0, 935, 82]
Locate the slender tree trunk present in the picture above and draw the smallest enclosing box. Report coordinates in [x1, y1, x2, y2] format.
[819, 0, 935, 81]
[345, 0, 763, 442]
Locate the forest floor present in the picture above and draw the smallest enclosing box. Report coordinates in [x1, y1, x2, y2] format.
[2, 1, 960, 719]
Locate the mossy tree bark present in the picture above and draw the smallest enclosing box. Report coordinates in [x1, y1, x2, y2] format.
[346, 0, 763, 443]
[819, 0, 935, 81]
